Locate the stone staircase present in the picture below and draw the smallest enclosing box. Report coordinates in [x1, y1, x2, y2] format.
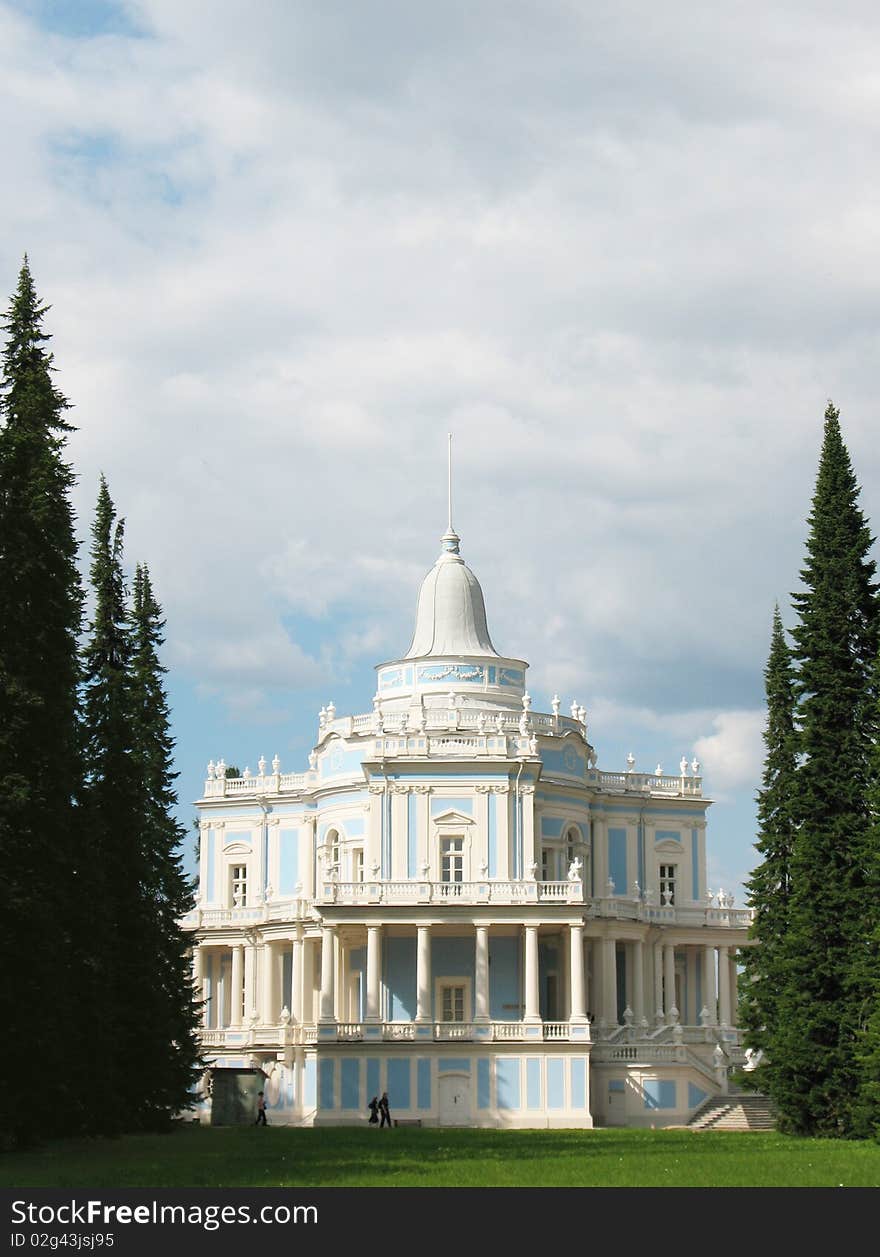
[688, 1089, 777, 1132]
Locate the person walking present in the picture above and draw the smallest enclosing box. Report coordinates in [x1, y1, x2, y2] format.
[379, 1091, 392, 1128]
[367, 1095, 380, 1125]
[255, 1090, 268, 1126]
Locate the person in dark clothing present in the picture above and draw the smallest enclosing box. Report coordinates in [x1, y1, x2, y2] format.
[256, 1091, 267, 1126]
[379, 1091, 391, 1128]
[367, 1095, 379, 1124]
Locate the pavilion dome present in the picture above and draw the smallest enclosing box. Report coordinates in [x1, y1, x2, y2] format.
[404, 527, 500, 659]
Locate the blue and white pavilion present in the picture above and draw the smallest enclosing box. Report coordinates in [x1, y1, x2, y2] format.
[184, 512, 751, 1127]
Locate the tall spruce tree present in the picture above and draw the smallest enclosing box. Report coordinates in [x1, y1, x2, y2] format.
[80, 478, 145, 1132]
[0, 259, 85, 1144]
[741, 606, 798, 1065]
[769, 403, 880, 1135]
[128, 563, 201, 1125]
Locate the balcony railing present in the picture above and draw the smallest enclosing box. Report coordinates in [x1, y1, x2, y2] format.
[181, 897, 312, 931]
[197, 1020, 588, 1048]
[322, 879, 584, 906]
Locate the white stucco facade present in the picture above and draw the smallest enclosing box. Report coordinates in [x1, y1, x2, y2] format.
[184, 521, 750, 1128]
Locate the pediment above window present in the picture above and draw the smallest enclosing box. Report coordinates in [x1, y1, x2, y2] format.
[223, 841, 252, 856]
[655, 839, 684, 853]
[432, 809, 475, 827]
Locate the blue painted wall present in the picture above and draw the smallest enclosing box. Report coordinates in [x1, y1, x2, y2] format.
[320, 746, 365, 778]
[488, 791, 497, 877]
[541, 816, 565, 837]
[207, 831, 216, 901]
[496, 1058, 520, 1109]
[319, 1059, 334, 1109]
[341, 1059, 359, 1110]
[438, 1058, 471, 1073]
[478, 1058, 491, 1109]
[417, 1059, 431, 1110]
[226, 830, 251, 846]
[541, 745, 585, 779]
[304, 1057, 317, 1108]
[204, 954, 214, 1028]
[350, 946, 366, 1020]
[281, 950, 292, 1011]
[608, 827, 627, 894]
[547, 1058, 565, 1110]
[489, 935, 521, 1020]
[366, 1058, 380, 1103]
[539, 939, 561, 1020]
[570, 1058, 587, 1109]
[526, 1058, 542, 1109]
[387, 1058, 411, 1110]
[616, 943, 627, 1021]
[430, 797, 474, 817]
[691, 828, 699, 900]
[385, 936, 417, 1020]
[279, 828, 299, 895]
[407, 792, 417, 877]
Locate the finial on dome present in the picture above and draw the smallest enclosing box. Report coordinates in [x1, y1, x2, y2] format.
[441, 432, 461, 554]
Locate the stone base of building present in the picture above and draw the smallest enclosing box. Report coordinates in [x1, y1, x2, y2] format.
[194, 1041, 729, 1130]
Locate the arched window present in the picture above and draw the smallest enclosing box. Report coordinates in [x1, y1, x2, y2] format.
[326, 828, 340, 873]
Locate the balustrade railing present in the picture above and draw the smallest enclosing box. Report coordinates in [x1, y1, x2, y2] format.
[183, 898, 311, 930]
[323, 879, 585, 905]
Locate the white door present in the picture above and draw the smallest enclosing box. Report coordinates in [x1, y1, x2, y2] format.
[438, 1073, 472, 1126]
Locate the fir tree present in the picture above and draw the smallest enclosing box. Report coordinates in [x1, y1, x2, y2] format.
[128, 563, 202, 1125]
[0, 259, 84, 1144]
[741, 606, 798, 1066]
[80, 477, 144, 1132]
[769, 403, 880, 1135]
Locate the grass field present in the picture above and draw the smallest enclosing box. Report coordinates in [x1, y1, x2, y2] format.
[2, 1125, 879, 1188]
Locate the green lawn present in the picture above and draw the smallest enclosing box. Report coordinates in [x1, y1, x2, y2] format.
[2, 1125, 879, 1187]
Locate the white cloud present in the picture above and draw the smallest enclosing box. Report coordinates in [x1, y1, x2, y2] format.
[694, 710, 765, 798]
[4, 1, 880, 890]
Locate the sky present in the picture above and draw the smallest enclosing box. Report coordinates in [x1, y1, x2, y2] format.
[3, 0, 880, 901]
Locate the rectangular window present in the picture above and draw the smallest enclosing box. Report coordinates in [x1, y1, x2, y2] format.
[352, 848, 364, 882]
[659, 864, 676, 906]
[230, 864, 247, 908]
[441, 836, 464, 883]
[441, 984, 466, 1022]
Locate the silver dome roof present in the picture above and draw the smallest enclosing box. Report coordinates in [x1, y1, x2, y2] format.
[403, 528, 500, 659]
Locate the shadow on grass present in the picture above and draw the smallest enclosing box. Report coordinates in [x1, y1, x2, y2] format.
[2, 1125, 879, 1188]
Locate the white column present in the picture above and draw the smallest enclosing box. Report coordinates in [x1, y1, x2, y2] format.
[192, 946, 205, 1024]
[260, 942, 274, 1023]
[703, 945, 717, 1025]
[319, 925, 336, 1022]
[603, 936, 617, 1026]
[244, 941, 257, 1022]
[632, 940, 645, 1027]
[718, 944, 731, 1026]
[475, 925, 490, 1023]
[521, 788, 537, 879]
[653, 942, 664, 1024]
[366, 925, 382, 1023]
[334, 931, 344, 1020]
[230, 944, 244, 1027]
[584, 939, 592, 1017]
[570, 924, 587, 1022]
[524, 926, 540, 1022]
[416, 925, 432, 1022]
[291, 936, 303, 1022]
[729, 952, 739, 1027]
[664, 944, 677, 1023]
